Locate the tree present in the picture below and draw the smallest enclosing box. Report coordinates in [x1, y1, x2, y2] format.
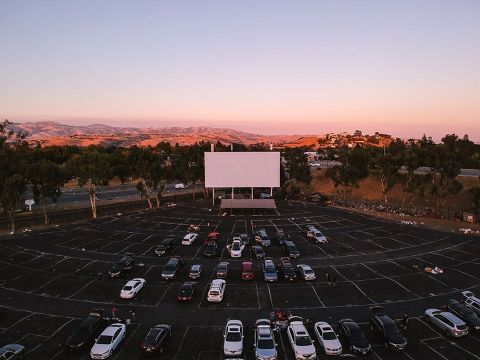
[283, 148, 312, 185]
[67, 151, 112, 219]
[27, 160, 68, 225]
[372, 153, 399, 203]
[129, 147, 155, 209]
[0, 120, 29, 233]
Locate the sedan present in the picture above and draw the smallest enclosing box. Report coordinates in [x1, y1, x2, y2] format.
[424, 308, 469, 337]
[223, 320, 244, 357]
[263, 258, 278, 282]
[230, 238, 245, 258]
[445, 299, 480, 330]
[140, 324, 172, 355]
[207, 279, 226, 302]
[90, 323, 126, 359]
[314, 321, 342, 355]
[0, 344, 26, 360]
[216, 262, 230, 279]
[254, 319, 277, 360]
[188, 264, 203, 279]
[177, 282, 196, 302]
[338, 318, 371, 355]
[65, 309, 105, 351]
[203, 242, 218, 258]
[252, 246, 266, 259]
[297, 264, 316, 281]
[287, 319, 317, 360]
[369, 306, 407, 350]
[120, 278, 146, 299]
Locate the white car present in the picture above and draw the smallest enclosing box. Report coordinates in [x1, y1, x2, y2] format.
[287, 319, 317, 360]
[424, 308, 468, 338]
[207, 279, 226, 302]
[120, 278, 146, 299]
[297, 264, 316, 281]
[182, 233, 198, 245]
[254, 319, 277, 360]
[174, 183, 185, 189]
[223, 320, 244, 356]
[307, 226, 327, 244]
[314, 321, 342, 355]
[463, 291, 480, 316]
[90, 323, 126, 359]
[230, 238, 245, 258]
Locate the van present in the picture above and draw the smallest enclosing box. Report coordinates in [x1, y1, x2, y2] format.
[241, 261, 254, 280]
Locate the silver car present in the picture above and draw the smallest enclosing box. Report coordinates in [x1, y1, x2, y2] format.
[424, 308, 468, 338]
[254, 319, 277, 360]
[0, 344, 25, 360]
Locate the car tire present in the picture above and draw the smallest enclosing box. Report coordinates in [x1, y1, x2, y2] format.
[109, 350, 113, 357]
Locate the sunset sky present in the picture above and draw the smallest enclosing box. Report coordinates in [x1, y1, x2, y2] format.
[1, 0, 479, 140]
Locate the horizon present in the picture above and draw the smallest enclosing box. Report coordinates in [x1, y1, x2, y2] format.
[1, 1, 480, 141]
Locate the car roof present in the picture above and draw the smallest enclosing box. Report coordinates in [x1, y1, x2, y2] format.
[212, 279, 225, 286]
[190, 264, 201, 270]
[167, 258, 179, 264]
[102, 323, 124, 335]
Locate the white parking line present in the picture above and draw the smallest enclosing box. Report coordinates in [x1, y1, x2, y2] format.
[172, 326, 191, 360]
[111, 324, 140, 360]
[26, 318, 74, 355]
[330, 266, 375, 304]
[0, 313, 34, 334]
[67, 278, 97, 299]
[308, 283, 325, 307]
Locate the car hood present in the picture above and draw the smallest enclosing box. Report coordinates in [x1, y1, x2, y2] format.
[387, 333, 406, 345]
[256, 346, 277, 357]
[323, 339, 342, 348]
[90, 343, 111, 355]
[466, 317, 480, 327]
[66, 332, 89, 345]
[352, 338, 370, 348]
[295, 344, 316, 355]
[224, 341, 243, 352]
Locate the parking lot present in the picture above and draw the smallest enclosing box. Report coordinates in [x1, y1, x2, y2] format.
[1, 200, 479, 359]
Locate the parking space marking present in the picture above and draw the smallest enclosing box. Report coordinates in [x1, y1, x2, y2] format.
[0, 313, 34, 334]
[330, 266, 375, 304]
[66, 278, 97, 299]
[267, 284, 274, 308]
[172, 326, 191, 360]
[111, 324, 140, 360]
[308, 283, 325, 307]
[26, 318, 75, 355]
[420, 338, 449, 360]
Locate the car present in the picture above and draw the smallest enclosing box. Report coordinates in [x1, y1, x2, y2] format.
[188, 264, 203, 279]
[0, 344, 25, 360]
[207, 279, 226, 302]
[255, 229, 271, 247]
[182, 233, 198, 245]
[424, 308, 468, 338]
[338, 318, 371, 355]
[283, 241, 300, 259]
[161, 257, 181, 280]
[252, 246, 266, 259]
[216, 261, 230, 279]
[369, 306, 407, 350]
[254, 319, 277, 360]
[90, 323, 126, 359]
[241, 261, 254, 280]
[203, 242, 218, 258]
[187, 224, 200, 233]
[205, 231, 220, 244]
[445, 299, 480, 330]
[108, 254, 134, 278]
[177, 282, 196, 302]
[120, 278, 146, 299]
[174, 183, 185, 189]
[463, 291, 480, 316]
[287, 318, 317, 360]
[276, 228, 289, 245]
[140, 324, 172, 355]
[230, 238, 245, 258]
[263, 258, 278, 282]
[280, 257, 298, 282]
[306, 226, 327, 244]
[154, 237, 176, 256]
[239, 233, 250, 245]
[296, 264, 316, 281]
[65, 309, 105, 351]
[223, 320, 244, 357]
[313, 321, 342, 355]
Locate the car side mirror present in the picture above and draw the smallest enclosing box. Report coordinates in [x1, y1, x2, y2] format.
[95, 338, 98, 343]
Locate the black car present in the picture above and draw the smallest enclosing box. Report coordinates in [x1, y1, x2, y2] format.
[279, 257, 297, 281]
[177, 282, 196, 302]
[65, 309, 105, 351]
[154, 237, 176, 256]
[338, 318, 371, 355]
[216, 261, 230, 279]
[255, 229, 271, 247]
[141, 324, 172, 355]
[252, 246, 266, 259]
[446, 299, 480, 330]
[108, 254, 134, 278]
[203, 242, 218, 258]
[276, 229, 289, 245]
[369, 306, 407, 350]
[283, 241, 300, 259]
[161, 257, 182, 280]
[239, 233, 250, 245]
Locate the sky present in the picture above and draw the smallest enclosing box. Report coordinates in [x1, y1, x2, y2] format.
[1, 0, 479, 140]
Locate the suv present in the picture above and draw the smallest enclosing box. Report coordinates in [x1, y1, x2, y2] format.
[424, 308, 468, 338]
[306, 226, 327, 244]
[280, 257, 297, 281]
[287, 318, 317, 360]
[241, 261, 254, 280]
[283, 241, 300, 258]
[216, 262, 230, 279]
[205, 231, 220, 244]
[338, 318, 371, 355]
[276, 228, 289, 245]
[207, 279, 226, 302]
[65, 309, 105, 351]
[369, 306, 407, 351]
[263, 258, 278, 282]
[188, 264, 203, 279]
[154, 237, 175, 256]
[223, 320, 244, 357]
[255, 229, 271, 247]
[203, 242, 218, 258]
[445, 299, 480, 330]
[297, 264, 316, 281]
[254, 319, 277, 360]
[108, 254, 134, 278]
[463, 291, 480, 316]
[239, 233, 250, 245]
[161, 257, 181, 280]
[252, 246, 266, 259]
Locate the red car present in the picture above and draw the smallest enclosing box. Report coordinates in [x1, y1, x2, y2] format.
[204, 231, 220, 244]
[241, 261, 254, 280]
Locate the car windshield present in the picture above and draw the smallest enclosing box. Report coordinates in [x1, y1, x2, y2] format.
[296, 335, 312, 346]
[165, 263, 176, 271]
[384, 324, 399, 335]
[191, 268, 199, 273]
[315, 232, 322, 237]
[350, 328, 364, 341]
[123, 286, 132, 291]
[181, 286, 192, 294]
[457, 324, 468, 331]
[232, 243, 240, 250]
[144, 330, 160, 345]
[323, 331, 337, 340]
[266, 266, 275, 273]
[97, 335, 113, 344]
[111, 264, 121, 271]
[71, 327, 88, 337]
[304, 269, 313, 275]
[464, 311, 478, 320]
[257, 339, 274, 349]
[226, 332, 242, 342]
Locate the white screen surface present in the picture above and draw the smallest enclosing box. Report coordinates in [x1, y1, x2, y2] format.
[205, 152, 280, 187]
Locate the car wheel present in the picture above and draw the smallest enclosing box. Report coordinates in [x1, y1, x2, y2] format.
[109, 350, 113, 357]
[385, 342, 389, 349]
